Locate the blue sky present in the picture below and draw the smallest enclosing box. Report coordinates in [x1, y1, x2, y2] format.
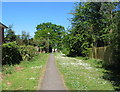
[2, 2, 75, 37]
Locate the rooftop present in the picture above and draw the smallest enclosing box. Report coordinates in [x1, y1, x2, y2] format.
[0, 22, 8, 29]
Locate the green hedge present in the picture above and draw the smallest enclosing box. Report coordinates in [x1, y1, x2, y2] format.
[18, 45, 37, 61]
[2, 42, 22, 65]
[2, 42, 38, 65]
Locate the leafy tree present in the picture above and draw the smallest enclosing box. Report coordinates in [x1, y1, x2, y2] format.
[4, 25, 16, 42]
[64, 2, 117, 56]
[65, 2, 103, 56]
[100, 2, 117, 45]
[21, 31, 30, 45]
[34, 22, 65, 52]
[16, 35, 23, 45]
[16, 31, 30, 45]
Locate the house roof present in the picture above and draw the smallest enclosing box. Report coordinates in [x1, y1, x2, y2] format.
[0, 22, 8, 28]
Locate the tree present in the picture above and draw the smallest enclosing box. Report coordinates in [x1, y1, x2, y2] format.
[4, 25, 16, 42]
[64, 2, 104, 56]
[16, 31, 30, 45]
[16, 35, 23, 45]
[34, 22, 65, 52]
[110, 10, 120, 72]
[63, 2, 117, 56]
[21, 31, 30, 45]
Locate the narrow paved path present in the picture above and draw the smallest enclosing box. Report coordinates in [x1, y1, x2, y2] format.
[40, 54, 66, 90]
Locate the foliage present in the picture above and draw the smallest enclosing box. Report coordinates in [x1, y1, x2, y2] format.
[2, 42, 22, 65]
[16, 35, 23, 45]
[110, 10, 120, 72]
[34, 22, 65, 52]
[61, 47, 69, 55]
[4, 25, 16, 42]
[18, 45, 38, 61]
[16, 31, 30, 46]
[28, 38, 39, 46]
[63, 2, 118, 57]
[2, 42, 38, 65]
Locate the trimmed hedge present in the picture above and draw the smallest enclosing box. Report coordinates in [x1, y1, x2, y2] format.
[2, 42, 38, 65]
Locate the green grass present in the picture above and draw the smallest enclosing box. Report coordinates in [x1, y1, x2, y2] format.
[0, 71, 2, 91]
[2, 53, 49, 90]
[55, 53, 114, 90]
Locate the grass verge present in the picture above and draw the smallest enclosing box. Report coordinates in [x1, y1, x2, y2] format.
[54, 53, 114, 90]
[2, 53, 48, 90]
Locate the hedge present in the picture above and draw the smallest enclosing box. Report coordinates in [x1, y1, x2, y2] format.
[2, 42, 38, 65]
[18, 45, 38, 61]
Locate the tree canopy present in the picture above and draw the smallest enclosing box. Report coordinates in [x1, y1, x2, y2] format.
[63, 2, 119, 57]
[4, 25, 16, 42]
[34, 22, 65, 52]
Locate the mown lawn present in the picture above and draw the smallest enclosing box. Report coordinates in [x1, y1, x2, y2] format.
[2, 53, 48, 90]
[55, 53, 114, 90]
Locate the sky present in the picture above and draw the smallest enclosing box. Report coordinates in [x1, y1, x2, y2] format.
[2, 2, 75, 37]
[2, 0, 119, 2]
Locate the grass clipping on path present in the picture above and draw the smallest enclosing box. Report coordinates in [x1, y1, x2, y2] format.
[55, 53, 114, 90]
[2, 53, 48, 90]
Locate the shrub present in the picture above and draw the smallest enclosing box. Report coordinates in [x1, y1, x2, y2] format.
[2, 42, 22, 65]
[61, 48, 69, 55]
[2, 42, 38, 65]
[18, 45, 38, 61]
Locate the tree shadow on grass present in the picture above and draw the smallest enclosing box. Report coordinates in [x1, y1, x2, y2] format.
[97, 63, 120, 91]
[103, 71, 120, 91]
[62, 53, 120, 91]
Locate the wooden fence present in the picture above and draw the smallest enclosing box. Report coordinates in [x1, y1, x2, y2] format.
[89, 47, 113, 64]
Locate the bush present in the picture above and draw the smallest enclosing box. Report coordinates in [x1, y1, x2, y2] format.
[2, 42, 38, 65]
[61, 48, 69, 55]
[18, 45, 38, 61]
[2, 42, 22, 65]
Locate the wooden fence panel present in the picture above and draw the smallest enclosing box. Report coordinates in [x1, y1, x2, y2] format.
[89, 47, 113, 64]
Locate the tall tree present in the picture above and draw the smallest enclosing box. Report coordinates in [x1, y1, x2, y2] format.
[64, 2, 117, 56]
[34, 22, 65, 52]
